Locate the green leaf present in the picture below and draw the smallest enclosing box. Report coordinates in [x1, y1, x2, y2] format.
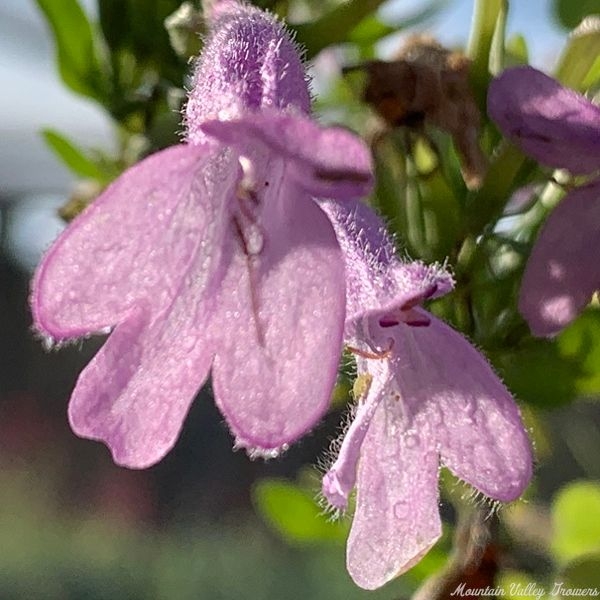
[561, 554, 600, 589]
[505, 34, 529, 66]
[557, 310, 600, 397]
[553, 0, 600, 30]
[551, 480, 600, 563]
[495, 337, 579, 407]
[497, 571, 545, 599]
[581, 54, 600, 89]
[128, 0, 186, 63]
[372, 132, 462, 262]
[496, 309, 600, 407]
[372, 134, 407, 237]
[41, 129, 107, 182]
[413, 166, 462, 261]
[466, 144, 536, 235]
[488, 0, 508, 75]
[253, 479, 349, 545]
[34, 0, 105, 100]
[347, 16, 395, 46]
[294, 0, 388, 58]
[348, 0, 446, 47]
[555, 16, 600, 91]
[99, 0, 132, 51]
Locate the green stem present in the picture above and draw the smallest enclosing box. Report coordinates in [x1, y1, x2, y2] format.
[467, 0, 507, 110]
[465, 142, 535, 235]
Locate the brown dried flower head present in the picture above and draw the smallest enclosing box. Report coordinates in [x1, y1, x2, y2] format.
[349, 35, 487, 190]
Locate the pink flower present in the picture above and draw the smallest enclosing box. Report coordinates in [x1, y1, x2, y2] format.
[31, 1, 372, 468]
[319, 199, 533, 590]
[488, 66, 600, 336]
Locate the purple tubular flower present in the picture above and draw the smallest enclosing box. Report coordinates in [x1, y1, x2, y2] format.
[318, 200, 533, 590]
[488, 66, 600, 175]
[518, 180, 600, 336]
[31, 1, 373, 468]
[488, 66, 600, 336]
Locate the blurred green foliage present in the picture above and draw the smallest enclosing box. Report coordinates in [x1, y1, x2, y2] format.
[36, 0, 106, 99]
[553, 0, 600, 30]
[551, 480, 600, 563]
[253, 478, 349, 544]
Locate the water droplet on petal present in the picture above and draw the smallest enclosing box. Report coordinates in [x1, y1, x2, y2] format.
[181, 335, 196, 352]
[404, 432, 419, 448]
[393, 500, 409, 519]
[429, 406, 443, 426]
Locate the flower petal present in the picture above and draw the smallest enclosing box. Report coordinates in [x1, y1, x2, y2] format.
[32, 143, 223, 340]
[488, 66, 600, 174]
[347, 386, 441, 590]
[319, 198, 453, 329]
[322, 367, 388, 510]
[391, 313, 532, 502]
[186, 5, 310, 142]
[211, 192, 345, 453]
[68, 252, 226, 468]
[519, 180, 600, 336]
[200, 113, 373, 199]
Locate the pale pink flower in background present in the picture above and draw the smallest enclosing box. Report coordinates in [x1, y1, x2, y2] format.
[488, 65, 600, 336]
[319, 199, 533, 590]
[31, 1, 372, 468]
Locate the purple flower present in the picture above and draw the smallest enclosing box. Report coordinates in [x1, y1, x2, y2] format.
[488, 66, 600, 336]
[318, 199, 533, 590]
[31, 1, 373, 468]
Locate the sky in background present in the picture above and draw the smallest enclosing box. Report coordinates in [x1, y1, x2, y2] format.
[0, 0, 567, 196]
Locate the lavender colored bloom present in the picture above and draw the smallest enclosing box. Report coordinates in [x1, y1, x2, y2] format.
[319, 200, 533, 590]
[488, 66, 600, 336]
[31, 1, 372, 468]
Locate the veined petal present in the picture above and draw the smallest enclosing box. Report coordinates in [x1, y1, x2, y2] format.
[488, 66, 600, 174]
[391, 312, 532, 502]
[347, 389, 441, 590]
[68, 234, 229, 468]
[211, 191, 345, 453]
[201, 112, 373, 199]
[519, 180, 600, 336]
[32, 144, 223, 340]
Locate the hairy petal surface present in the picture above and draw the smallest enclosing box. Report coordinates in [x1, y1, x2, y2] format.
[201, 113, 373, 199]
[319, 198, 452, 332]
[211, 187, 345, 452]
[65, 152, 239, 468]
[347, 378, 441, 590]
[390, 313, 532, 501]
[488, 66, 600, 174]
[186, 2, 310, 142]
[519, 180, 600, 336]
[32, 144, 219, 340]
[68, 292, 215, 468]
